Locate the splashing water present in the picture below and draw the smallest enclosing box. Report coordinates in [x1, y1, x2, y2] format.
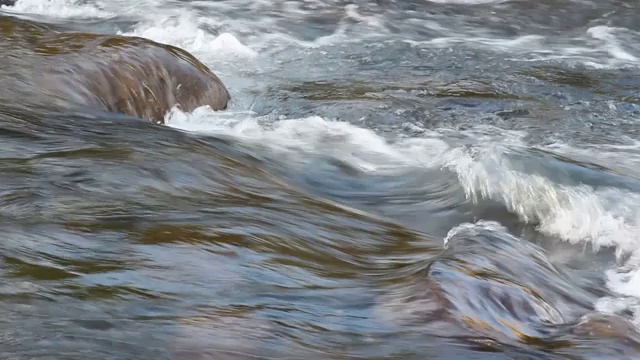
[1, 0, 640, 358]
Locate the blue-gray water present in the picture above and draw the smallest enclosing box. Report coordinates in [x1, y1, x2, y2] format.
[1, 0, 640, 359]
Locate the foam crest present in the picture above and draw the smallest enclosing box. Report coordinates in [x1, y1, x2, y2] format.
[588, 26, 639, 63]
[444, 143, 640, 255]
[254, 26, 351, 51]
[165, 106, 450, 172]
[118, 13, 258, 59]
[443, 220, 508, 247]
[439, 140, 640, 326]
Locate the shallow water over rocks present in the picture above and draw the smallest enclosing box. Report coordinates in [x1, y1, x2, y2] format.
[1, 0, 640, 359]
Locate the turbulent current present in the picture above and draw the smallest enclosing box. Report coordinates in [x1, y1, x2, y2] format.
[1, 0, 640, 359]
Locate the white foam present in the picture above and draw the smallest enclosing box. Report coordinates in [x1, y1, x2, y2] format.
[6, 0, 640, 72]
[443, 220, 508, 248]
[405, 34, 545, 52]
[209, 33, 259, 58]
[597, 271, 640, 327]
[118, 13, 258, 60]
[164, 106, 450, 172]
[253, 25, 351, 51]
[108, 1, 387, 58]
[405, 26, 640, 69]
[443, 141, 640, 253]
[5, 0, 260, 60]
[588, 26, 639, 63]
[2, 0, 111, 18]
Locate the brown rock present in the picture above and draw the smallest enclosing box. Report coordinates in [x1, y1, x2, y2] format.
[0, 16, 231, 124]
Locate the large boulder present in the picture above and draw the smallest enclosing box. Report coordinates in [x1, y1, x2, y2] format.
[0, 15, 231, 123]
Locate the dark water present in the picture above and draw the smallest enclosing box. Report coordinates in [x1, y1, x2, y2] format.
[1, 0, 640, 359]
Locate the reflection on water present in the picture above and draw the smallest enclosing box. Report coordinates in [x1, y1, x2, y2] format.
[1, 0, 640, 359]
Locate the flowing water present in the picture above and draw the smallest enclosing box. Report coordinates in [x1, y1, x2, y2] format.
[1, 0, 640, 359]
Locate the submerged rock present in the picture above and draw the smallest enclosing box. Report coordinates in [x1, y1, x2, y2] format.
[375, 221, 639, 357]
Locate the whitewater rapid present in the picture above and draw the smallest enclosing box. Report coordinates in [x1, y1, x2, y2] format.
[3, 0, 640, 331]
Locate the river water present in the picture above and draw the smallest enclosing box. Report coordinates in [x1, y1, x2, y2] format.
[1, 0, 640, 359]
